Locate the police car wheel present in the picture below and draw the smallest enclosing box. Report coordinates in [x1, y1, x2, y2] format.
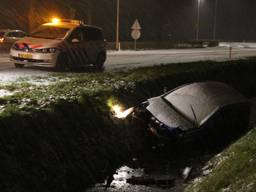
[55, 52, 70, 71]
[14, 63, 24, 68]
[95, 52, 106, 69]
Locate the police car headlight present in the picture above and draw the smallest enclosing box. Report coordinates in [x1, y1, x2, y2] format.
[36, 48, 57, 53]
[12, 43, 19, 50]
[49, 48, 57, 53]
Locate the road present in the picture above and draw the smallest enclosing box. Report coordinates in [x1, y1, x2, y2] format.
[106, 47, 256, 70]
[0, 46, 256, 82]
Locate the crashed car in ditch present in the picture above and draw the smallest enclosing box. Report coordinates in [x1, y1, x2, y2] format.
[130, 82, 251, 142]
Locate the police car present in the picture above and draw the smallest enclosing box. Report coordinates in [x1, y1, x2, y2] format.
[10, 19, 107, 70]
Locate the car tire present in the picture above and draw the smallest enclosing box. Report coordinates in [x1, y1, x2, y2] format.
[55, 52, 70, 71]
[14, 63, 24, 68]
[94, 52, 106, 69]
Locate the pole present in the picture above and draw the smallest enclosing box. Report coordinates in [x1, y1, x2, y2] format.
[116, 0, 120, 50]
[196, 0, 201, 40]
[213, 0, 218, 40]
[87, 1, 92, 25]
[229, 46, 232, 59]
[28, 0, 35, 33]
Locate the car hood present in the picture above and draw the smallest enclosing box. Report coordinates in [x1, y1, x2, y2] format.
[146, 96, 194, 131]
[14, 37, 62, 49]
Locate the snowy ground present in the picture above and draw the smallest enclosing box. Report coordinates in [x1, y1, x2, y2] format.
[106, 47, 256, 70]
[219, 42, 256, 48]
[0, 46, 256, 83]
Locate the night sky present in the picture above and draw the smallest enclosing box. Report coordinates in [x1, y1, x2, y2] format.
[85, 0, 256, 41]
[196, 0, 256, 41]
[0, 0, 255, 41]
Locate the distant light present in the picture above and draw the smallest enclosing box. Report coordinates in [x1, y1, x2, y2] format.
[52, 18, 60, 24]
[0, 37, 4, 43]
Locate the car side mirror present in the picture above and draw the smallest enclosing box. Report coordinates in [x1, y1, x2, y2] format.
[72, 38, 80, 43]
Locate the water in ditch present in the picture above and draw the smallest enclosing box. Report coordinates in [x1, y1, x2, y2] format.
[86, 166, 178, 192]
[85, 144, 217, 192]
[85, 103, 256, 192]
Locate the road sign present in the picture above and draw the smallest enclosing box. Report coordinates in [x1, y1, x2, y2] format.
[131, 19, 142, 50]
[131, 19, 142, 30]
[131, 30, 141, 40]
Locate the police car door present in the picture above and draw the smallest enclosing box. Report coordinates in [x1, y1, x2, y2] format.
[67, 27, 87, 66]
[82, 26, 100, 64]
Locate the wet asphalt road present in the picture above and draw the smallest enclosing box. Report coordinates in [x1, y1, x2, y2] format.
[0, 47, 256, 82]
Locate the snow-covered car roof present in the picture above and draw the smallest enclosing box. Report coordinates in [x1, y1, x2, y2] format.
[146, 82, 247, 131]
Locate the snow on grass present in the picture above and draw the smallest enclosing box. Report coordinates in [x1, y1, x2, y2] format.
[185, 128, 256, 192]
[0, 74, 71, 86]
[0, 69, 49, 83]
[22, 76, 71, 86]
[0, 89, 16, 97]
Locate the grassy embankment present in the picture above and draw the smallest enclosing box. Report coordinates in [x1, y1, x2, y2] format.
[0, 59, 256, 191]
[185, 127, 256, 192]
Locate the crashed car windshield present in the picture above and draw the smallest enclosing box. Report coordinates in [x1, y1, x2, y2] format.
[29, 26, 70, 39]
[163, 82, 245, 125]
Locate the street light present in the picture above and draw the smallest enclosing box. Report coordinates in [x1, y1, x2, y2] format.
[116, 0, 120, 50]
[213, 0, 218, 40]
[196, 0, 202, 40]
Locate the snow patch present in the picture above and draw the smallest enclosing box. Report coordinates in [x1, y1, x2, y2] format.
[24, 77, 70, 86]
[0, 89, 15, 97]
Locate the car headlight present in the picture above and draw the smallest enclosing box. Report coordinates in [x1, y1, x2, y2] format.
[35, 48, 57, 53]
[12, 43, 18, 49]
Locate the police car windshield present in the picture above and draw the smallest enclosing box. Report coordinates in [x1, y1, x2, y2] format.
[30, 26, 70, 39]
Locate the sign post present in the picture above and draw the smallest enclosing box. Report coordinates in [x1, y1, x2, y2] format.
[131, 19, 142, 50]
[116, 0, 120, 50]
